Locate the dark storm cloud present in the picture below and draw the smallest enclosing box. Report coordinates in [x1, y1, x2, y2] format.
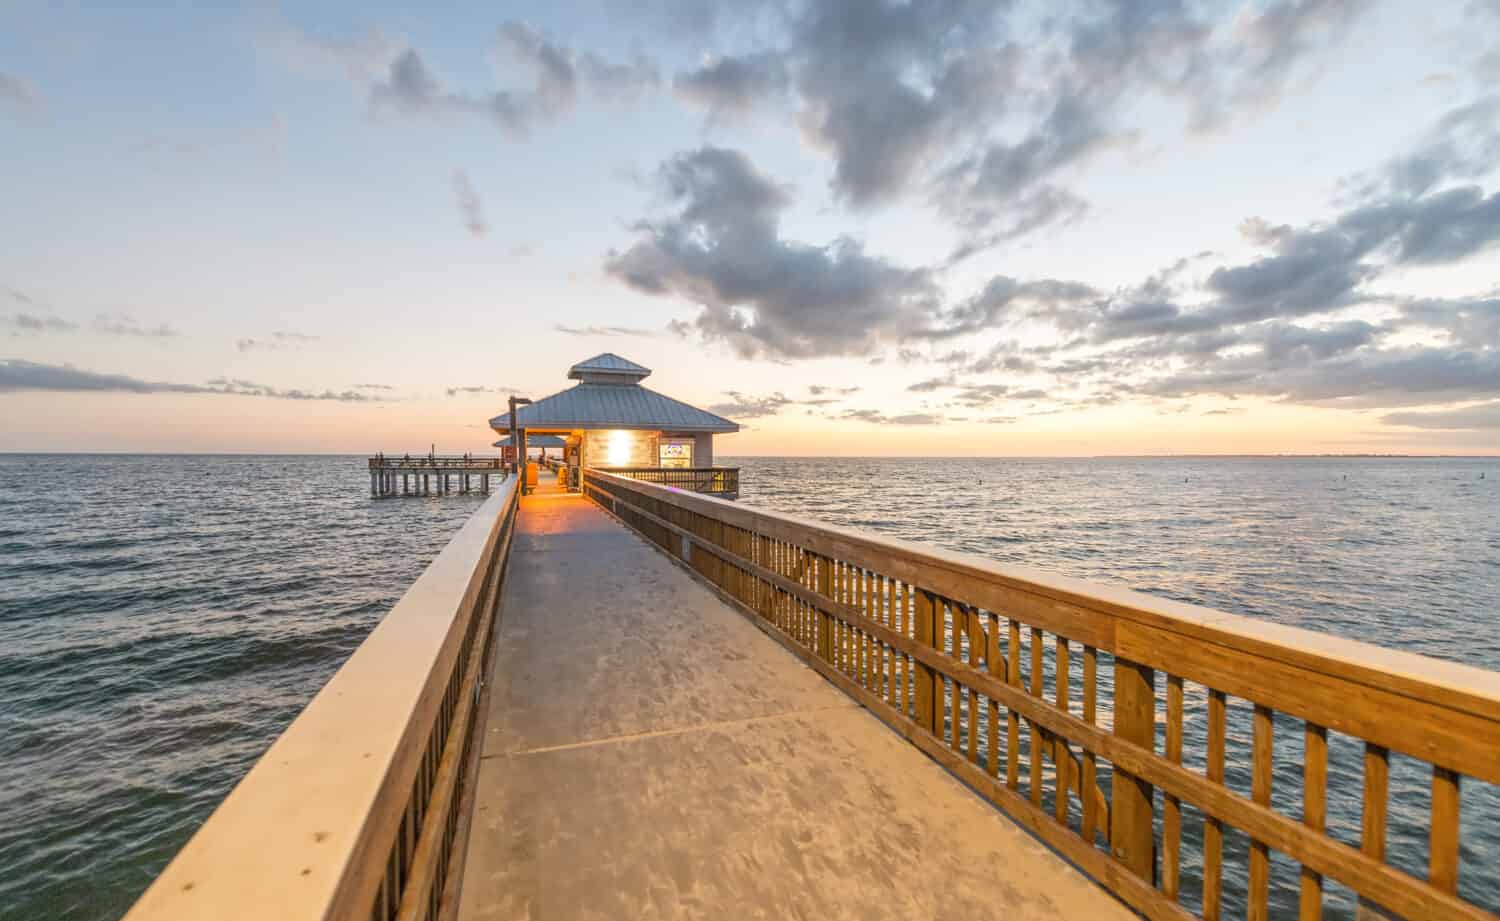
[453, 170, 488, 236]
[0, 360, 382, 401]
[369, 22, 657, 137]
[604, 146, 940, 359]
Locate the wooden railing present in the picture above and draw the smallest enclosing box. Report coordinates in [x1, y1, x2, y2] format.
[125, 475, 521, 921]
[593, 465, 739, 498]
[370, 455, 504, 471]
[582, 470, 1500, 921]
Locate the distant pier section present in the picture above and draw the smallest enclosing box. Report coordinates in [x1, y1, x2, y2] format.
[368, 454, 505, 498]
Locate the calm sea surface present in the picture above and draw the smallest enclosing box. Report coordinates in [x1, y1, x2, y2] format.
[0, 454, 1496, 920]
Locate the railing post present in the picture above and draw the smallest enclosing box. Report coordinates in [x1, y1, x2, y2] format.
[1112, 656, 1157, 881]
[816, 554, 833, 661]
[913, 588, 940, 734]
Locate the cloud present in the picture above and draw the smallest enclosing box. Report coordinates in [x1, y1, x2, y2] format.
[354, 383, 396, 391]
[0, 72, 39, 111]
[446, 384, 526, 397]
[605, 146, 939, 358]
[839, 408, 942, 425]
[554, 324, 657, 337]
[93, 314, 180, 338]
[1345, 95, 1500, 200]
[578, 48, 661, 101]
[673, 53, 789, 120]
[237, 331, 318, 351]
[707, 391, 794, 419]
[5, 313, 76, 334]
[368, 22, 657, 137]
[258, 14, 401, 83]
[707, 385, 857, 419]
[656, 0, 1370, 255]
[0, 360, 383, 401]
[452, 170, 488, 236]
[1382, 401, 1500, 430]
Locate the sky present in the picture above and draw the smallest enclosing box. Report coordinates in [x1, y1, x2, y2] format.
[2, 0, 1499, 456]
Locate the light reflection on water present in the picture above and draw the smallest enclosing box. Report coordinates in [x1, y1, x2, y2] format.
[733, 455, 1499, 919]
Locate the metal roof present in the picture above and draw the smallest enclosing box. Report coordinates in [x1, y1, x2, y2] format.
[489, 382, 739, 433]
[493, 434, 566, 448]
[568, 353, 651, 381]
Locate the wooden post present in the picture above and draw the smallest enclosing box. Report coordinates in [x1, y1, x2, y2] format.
[1112, 657, 1157, 881]
[913, 589, 940, 734]
[370, 472, 376, 497]
[816, 554, 833, 662]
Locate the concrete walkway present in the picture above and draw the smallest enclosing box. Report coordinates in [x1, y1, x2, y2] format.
[458, 495, 1135, 921]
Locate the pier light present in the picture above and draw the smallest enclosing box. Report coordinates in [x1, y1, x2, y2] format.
[607, 429, 633, 466]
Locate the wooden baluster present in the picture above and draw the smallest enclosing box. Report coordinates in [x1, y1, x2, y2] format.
[965, 606, 979, 764]
[949, 602, 963, 755]
[1029, 627, 1044, 807]
[886, 577, 898, 708]
[1430, 766, 1461, 895]
[1081, 646, 1099, 844]
[913, 588, 939, 735]
[1056, 637, 1072, 825]
[1111, 656, 1156, 882]
[1300, 722, 1327, 921]
[1006, 618, 1021, 791]
[1203, 689, 1227, 921]
[987, 612, 1001, 778]
[839, 563, 850, 674]
[816, 555, 833, 663]
[1162, 674, 1183, 900]
[1357, 744, 1390, 920]
[1249, 705, 1273, 921]
[870, 572, 880, 693]
[895, 580, 907, 716]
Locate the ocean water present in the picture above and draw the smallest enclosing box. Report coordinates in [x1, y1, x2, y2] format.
[0, 455, 490, 921]
[0, 454, 1495, 920]
[731, 455, 1500, 919]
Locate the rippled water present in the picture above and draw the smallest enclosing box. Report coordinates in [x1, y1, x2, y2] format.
[733, 455, 1500, 919]
[0, 455, 1495, 921]
[0, 455, 488, 921]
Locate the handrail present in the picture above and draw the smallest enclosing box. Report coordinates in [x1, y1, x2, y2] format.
[581, 469, 1500, 921]
[370, 456, 504, 470]
[593, 466, 739, 497]
[125, 474, 521, 921]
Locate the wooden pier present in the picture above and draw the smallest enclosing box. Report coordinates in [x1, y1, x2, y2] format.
[369, 455, 505, 499]
[125, 469, 1500, 921]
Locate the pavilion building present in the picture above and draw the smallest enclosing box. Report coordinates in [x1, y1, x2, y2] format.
[489, 354, 740, 496]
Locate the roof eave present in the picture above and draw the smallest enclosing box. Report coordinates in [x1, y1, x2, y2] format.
[489, 419, 739, 434]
